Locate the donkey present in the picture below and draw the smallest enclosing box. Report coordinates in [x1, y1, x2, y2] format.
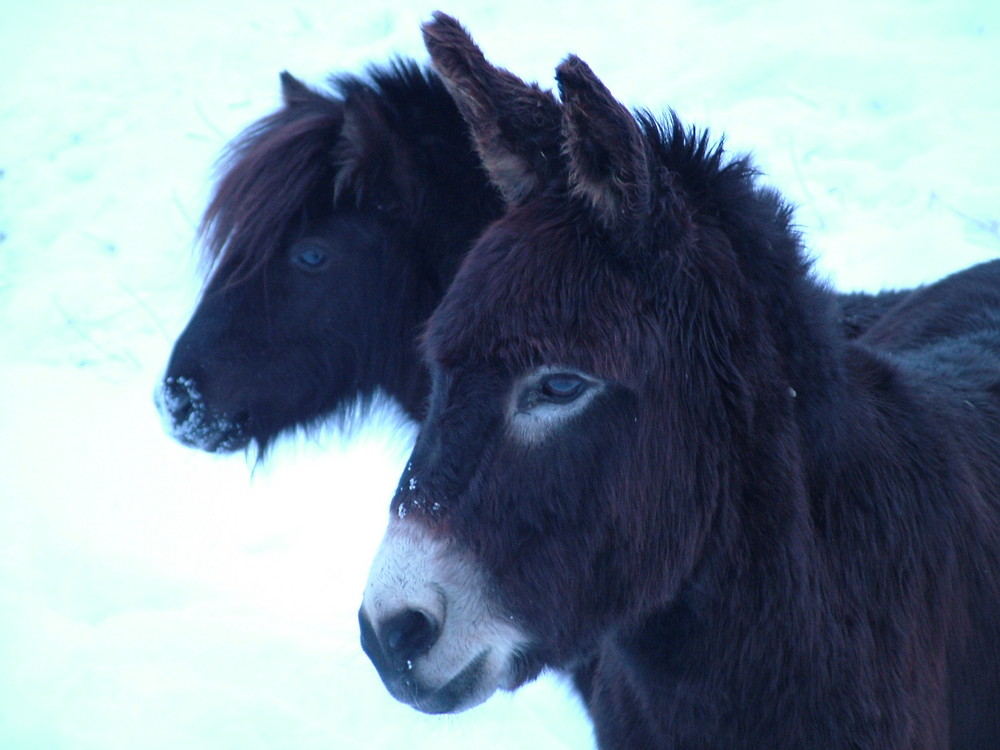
[359, 14, 1000, 749]
[157, 59, 917, 456]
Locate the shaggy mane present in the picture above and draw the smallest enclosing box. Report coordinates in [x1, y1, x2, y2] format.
[198, 59, 461, 288]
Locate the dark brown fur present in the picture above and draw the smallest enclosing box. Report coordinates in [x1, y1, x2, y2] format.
[370, 14, 1000, 748]
[160, 56, 910, 456]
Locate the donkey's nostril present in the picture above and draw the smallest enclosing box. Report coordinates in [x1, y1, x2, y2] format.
[382, 609, 440, 664]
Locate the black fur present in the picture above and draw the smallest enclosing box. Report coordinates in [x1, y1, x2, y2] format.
[157, 61, 503, 453]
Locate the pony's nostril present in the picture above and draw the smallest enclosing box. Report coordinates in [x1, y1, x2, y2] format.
[169, 386, 193, 421]
[158, 378, 196, 422]
[382, 609, 440, 664]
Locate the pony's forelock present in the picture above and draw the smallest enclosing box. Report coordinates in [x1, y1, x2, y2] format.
[199, 99, 344, 289]
[198, 59, 458, 291]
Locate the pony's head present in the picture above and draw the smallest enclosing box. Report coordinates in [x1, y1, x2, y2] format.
[157, 62, 504, 454]
[360, 14, 827, 714]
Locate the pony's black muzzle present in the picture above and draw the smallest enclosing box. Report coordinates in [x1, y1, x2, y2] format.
[155, 375, 250, 453]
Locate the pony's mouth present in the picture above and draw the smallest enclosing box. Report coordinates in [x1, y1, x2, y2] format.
[155, 377, 250, 452]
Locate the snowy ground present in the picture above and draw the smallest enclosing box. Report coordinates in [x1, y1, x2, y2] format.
[1, 1, 998, 748]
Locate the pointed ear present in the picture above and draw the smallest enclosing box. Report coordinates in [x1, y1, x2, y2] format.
[556, 56, 651, 228]
[332, 89, 418, 214]
[279, 71, 319, 107]
[422, 12, 562, 205]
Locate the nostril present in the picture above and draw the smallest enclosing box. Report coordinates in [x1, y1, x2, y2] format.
[171, 390, 193, 422]
[382, 609, 440, 664]
[160, 378, 196, 422]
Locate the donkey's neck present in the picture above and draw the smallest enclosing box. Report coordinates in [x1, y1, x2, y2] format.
[598, 528, 851, 748]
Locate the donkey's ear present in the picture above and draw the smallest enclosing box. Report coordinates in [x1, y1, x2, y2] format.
[422, 12, 562, 205]
[279, 71, 318, 107]
[556, 56, 651, 229]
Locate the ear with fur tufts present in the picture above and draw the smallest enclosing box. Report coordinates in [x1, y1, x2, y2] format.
[421, 12, 562, 206]
[556, 55, 651, 229]
[333, 89, 418, 214]
[279, 71, 319, 108]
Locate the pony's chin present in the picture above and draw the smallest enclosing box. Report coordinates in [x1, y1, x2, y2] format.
[174, 420, 250, 453]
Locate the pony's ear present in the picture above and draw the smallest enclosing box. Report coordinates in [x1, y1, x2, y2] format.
[556, 56, 651, 229]
[422, 12, 562, 206]
[333, 89, 418, 214]
[279, 71, 318, 107]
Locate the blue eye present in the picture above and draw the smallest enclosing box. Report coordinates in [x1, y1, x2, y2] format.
[292, 243, 329, 271]
[539, 374, 586, 403]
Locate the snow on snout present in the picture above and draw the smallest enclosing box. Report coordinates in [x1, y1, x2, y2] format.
[154, 376, 247, 452]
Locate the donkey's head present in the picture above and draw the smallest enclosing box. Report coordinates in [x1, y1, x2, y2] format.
[360, 14, 816, 714]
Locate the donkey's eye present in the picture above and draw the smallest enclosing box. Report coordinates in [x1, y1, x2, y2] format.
[539, 374, 586, 403]
[292, 243, 330, 271]
[511, 368, 606, 443]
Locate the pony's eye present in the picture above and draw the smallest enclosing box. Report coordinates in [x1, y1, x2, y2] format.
[539, 374, 587, 403]
[292, 244, 329, 271]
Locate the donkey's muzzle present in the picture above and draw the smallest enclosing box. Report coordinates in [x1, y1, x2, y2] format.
[359, 606, 466, 714]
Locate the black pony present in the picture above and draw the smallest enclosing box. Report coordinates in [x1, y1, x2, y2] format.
[359, 15, 1000, 749]
[157, 59, 909, 455]
[156, 61, 503, 453]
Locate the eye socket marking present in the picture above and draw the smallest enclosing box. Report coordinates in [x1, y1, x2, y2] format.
[291, 240, 331, 272]
[510, 368, 605, 443]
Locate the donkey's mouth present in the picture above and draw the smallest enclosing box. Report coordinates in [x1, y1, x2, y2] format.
[360, 610, 497, 714]
[400, 651, 493, 714]
[391, 650, 491, 715]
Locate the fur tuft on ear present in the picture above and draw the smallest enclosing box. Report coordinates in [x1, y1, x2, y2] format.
[332, 89, 418, 214]
[421, 12, 562, 206]
[556, 55, 651, 229]
[279, 71, 319, 108]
